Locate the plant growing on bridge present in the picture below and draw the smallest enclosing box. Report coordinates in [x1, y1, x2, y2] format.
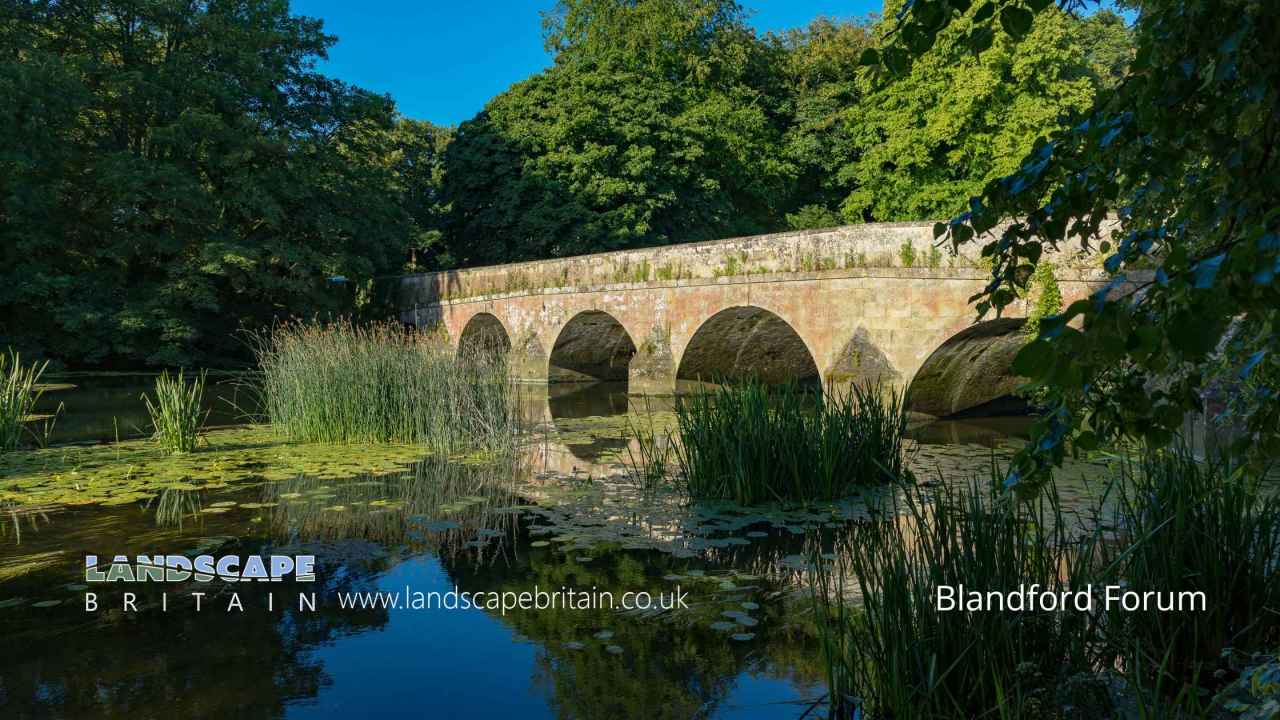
[143, 369, 208, 455]
[670, 381, 909, 504]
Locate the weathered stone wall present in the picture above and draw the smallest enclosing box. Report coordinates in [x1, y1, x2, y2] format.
[397, 221, 1118, 413]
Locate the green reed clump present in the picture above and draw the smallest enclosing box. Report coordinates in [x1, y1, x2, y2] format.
[143, 369, 208, 454]
[252, 319, 518, 454]
[670, 381, 908, 504]
[1096, 447, 1280, 701]
[812, 475, 1100, 719]
[0, 350, 52, 453]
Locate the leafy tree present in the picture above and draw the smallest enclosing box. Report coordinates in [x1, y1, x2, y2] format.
[839, 2, 1122, 223]
[770, 17, 875, 223]
[441, 0, 789, 265]
[872, 0, 1280, 478]
[0, 0, 431, 367]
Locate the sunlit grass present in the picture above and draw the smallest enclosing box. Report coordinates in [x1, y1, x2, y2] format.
[669, 381, 909, 504]
[251, 319, 519, 455]
[142, 369, 207, 454]
[1, 350, 51, 453]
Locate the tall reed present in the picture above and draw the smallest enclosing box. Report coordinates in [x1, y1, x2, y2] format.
[812, 475, 1100, 719]
[1096, 447, 1280, 699]
[0, 350, 51, 452]
[251, 319, 518, 454]
[143, 369, 208, 454]
[670, 381, 908, 504]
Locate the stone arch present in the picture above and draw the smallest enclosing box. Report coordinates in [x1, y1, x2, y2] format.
[457, 312, 511, 357]
[548, 310, 638, 383]
[907, 318, 1030, 418]
[676, 306, 820, 387]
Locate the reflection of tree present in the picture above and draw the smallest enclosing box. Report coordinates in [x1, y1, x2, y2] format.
[0, 538, 390, 718]
[441, 544, 821, 719]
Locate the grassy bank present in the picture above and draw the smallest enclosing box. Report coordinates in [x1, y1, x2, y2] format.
[667, 382, 908, 504]
[252, 320, 518, 454]
[811, 447, 1280, 719]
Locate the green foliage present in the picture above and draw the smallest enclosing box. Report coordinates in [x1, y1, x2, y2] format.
[670, 382, 909, 504]
[0, 350, 50, 452]
[252, 320, 518, 454]
[785, 204, 844, 230]
[840, 3, 1120, 223]
[898, 242, 917, 268]
[142, 370, 208, 455]
[440, 57, 789, 264]
[813, 473, 1098, 719]
[0, 1, 443, 367]
[880, 0, 1280, 479]
[1021, 261, 1062, 337]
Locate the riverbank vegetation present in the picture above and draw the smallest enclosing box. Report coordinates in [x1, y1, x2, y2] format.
[0, 351, 52, 453]
[142, 369, 208, 454]
[811, 447, 1280, 719]
[252, 320, 518, 454]
[644, 382, 908, 503]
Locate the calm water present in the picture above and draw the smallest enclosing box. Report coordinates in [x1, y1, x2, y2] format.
[1, 379, 1114, 719]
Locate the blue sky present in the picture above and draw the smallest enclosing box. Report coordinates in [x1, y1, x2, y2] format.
[291, 1, 884, 126]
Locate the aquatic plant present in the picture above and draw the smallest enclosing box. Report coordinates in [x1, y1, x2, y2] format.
[0, 350, 53, 453]
[1096, 447, 1280, 702]
[624, 397, 672, 491]
[142, 369, 208, 454]
[670, 382, 908, 504]
[811, 474, 1100, 719]
[251, 319, 519, 454]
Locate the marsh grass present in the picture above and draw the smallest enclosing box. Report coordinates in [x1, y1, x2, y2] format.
[1096, 447, 1280, 702]
[811, 447, 1280, 719]
[1, 350, 54, 453]
[812, 474, 1099, 719]
[625, 396, 672, 490]
[670, 381, 908, 504]
[143, 369, 208, 454]
[252, 319, 519, 455]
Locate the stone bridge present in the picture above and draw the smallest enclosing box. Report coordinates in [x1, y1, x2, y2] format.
[396, 222, 1111, 417]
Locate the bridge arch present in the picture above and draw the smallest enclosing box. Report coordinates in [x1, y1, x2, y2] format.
[548, 310, 638, 384]
[457, 312, 511, 357]
[676, 306, 820, 388]
[907, 318, 1030, 418]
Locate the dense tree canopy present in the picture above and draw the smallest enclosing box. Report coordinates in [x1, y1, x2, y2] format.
[874, 0, 1279, 474]
[0, 0, 442, 366]
[436, 0, 1128, 265]
[3, 0, 1138, 366]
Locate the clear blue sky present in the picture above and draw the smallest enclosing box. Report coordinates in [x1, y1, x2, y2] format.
[291, 1, 884, 126]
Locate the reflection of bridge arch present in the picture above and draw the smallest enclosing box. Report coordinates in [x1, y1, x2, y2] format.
[457, 312, 511, 357]
[907, 318, 1029, 418]
[549, 311, 637, 384]
[676, 306, 820, 387]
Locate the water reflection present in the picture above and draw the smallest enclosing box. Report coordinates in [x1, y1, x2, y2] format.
[2, 380, 1112, 719]
[34, 373, 253, 445]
